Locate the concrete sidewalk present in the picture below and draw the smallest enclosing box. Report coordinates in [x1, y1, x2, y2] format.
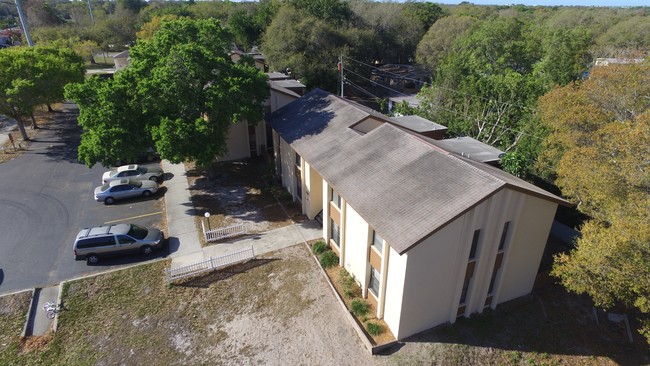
[161, 160, 323, 270]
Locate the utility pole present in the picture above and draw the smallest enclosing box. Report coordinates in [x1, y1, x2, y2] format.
[338, 55, 344, 98]
[13, 0, 33, 46]
[86, 0, 95, 25]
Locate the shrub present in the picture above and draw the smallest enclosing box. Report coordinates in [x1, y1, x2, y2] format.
[366, 321, 383, 336]
[344, 288, 356, 299]
[319, 251, 338, 268]
[350, 299, 369, 317]
[312, 241, 328, 254]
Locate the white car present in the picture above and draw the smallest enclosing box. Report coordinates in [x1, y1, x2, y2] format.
[102, 164, 164, 184]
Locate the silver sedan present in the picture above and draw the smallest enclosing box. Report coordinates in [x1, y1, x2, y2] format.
[94, 179, 159, 205]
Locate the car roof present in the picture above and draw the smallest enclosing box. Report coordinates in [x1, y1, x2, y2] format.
[116, 164, 139, 173]
[109, 179, 136, 186]
[76, 224, 130, 239]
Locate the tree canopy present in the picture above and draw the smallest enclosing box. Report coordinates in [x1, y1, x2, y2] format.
[0, 46, 84, 140]
[542, 64, 650, 343]
[65, 18, 269, 167]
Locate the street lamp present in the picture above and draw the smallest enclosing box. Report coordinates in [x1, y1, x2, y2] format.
[204, 212, 211, 231]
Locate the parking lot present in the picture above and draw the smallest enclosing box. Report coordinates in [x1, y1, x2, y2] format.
[0, 106, 166, 295]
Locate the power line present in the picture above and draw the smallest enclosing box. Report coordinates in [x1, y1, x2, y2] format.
[343, 67, 544, 142]
[341, 54, 537, 114]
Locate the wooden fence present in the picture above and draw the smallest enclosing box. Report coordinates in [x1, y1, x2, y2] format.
[164, 246, 255, 285]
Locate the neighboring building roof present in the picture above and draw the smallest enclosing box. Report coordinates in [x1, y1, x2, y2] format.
[267, 72, 292, 81]
[389, 115, 446, 134]
[267, 89, 569, 255]
[113, 50, 129, 59]
[271, 79, 306, 90]
[388, 94, 421, 108]
[432, 136, 504, 164]
[270, 83, 301, 98]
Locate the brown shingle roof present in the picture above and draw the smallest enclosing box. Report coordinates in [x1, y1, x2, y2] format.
[267, 89, 568, 255]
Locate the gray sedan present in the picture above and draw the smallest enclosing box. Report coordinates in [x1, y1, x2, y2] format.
[102, 164, 164, 184]
[94, 179, 159, 205]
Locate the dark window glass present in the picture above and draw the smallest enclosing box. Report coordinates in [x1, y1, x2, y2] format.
[372, 231, 383, 253]
[369, 268, 380, 296]
[331, 219, 340, 246]
[127, 224, 148, 240]
[469, 229, 480, 260]
[117, 235, 136, 244]
[498, 221, 510, 251]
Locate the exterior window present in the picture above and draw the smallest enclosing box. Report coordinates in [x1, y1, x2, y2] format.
[331, 188, 341, 209]
[469, 229, 480, 260]
[295, 152, 301, 167]
[331, 219, 340, 246]
[371, 230, 383, 253]
[498, 221, 510, 251]
[459, 274, 471, 304]
[369, 267, 380, 296]
[294, 152, 302, 199]
[488, 267, 499, 294]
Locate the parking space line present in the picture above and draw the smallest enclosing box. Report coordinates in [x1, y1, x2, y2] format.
[104, 211, 163, 224]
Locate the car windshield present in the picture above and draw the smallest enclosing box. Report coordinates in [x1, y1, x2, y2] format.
[108, 169, 118, 177]
[137, 166, 147, 174]
[100, 184, 110, 191]
[127, 224, 148, 240]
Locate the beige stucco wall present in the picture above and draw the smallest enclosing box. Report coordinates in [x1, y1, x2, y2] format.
[391, 189, 557, 340]
[383, 245, 408, 339]
[278, 137, 297, 198]
[391, 216, 468, 339]
[497, 194, 557, 303]
[268, 91, 298, 111]
[221, 121, 251, 161]
[342, 204, 370, 290]
[306, 165, 323, 219]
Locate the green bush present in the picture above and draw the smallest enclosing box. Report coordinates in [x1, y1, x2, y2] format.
[366, 321, 383, 336]
[319, 251, 338, 268]
[312, 241, 328, 254]
[344, 288, 356, 299]
[350, 299, 369, 317]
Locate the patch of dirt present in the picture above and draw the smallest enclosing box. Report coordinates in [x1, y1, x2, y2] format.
[318, 250, 396, 346]
[185, 159, 305, 246]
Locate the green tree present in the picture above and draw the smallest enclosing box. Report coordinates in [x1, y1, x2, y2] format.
[542, 64, 650, 344]
[533, 27, 592, 86]
[419, 17, 545, 154]
[416, 15, 476, 71]
[65, 18, 269, 167]
[0, 46, 84, 140]
[262, 6, 344, 90]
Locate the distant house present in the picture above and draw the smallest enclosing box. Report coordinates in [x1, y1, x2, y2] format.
[593, 57, 644, 67]
[266, 89, 569, 340]
[113, 50, 130, 70]
[230, 49, 268, 72]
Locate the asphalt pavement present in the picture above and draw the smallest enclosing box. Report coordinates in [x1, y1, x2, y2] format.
[0, 105, 165, 295]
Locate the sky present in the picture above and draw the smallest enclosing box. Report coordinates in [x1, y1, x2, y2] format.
[415, 0, 649, 7]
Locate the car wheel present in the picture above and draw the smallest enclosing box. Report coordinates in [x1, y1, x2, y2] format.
[104, 197, 115, 205]
[141, 245, 153, 255]
[142, 190, 152, 198]
[86, 254, 99, 264]
[149, 176, 159, 183]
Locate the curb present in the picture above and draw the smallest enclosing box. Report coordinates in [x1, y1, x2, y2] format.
[20, 288, 36, 338]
